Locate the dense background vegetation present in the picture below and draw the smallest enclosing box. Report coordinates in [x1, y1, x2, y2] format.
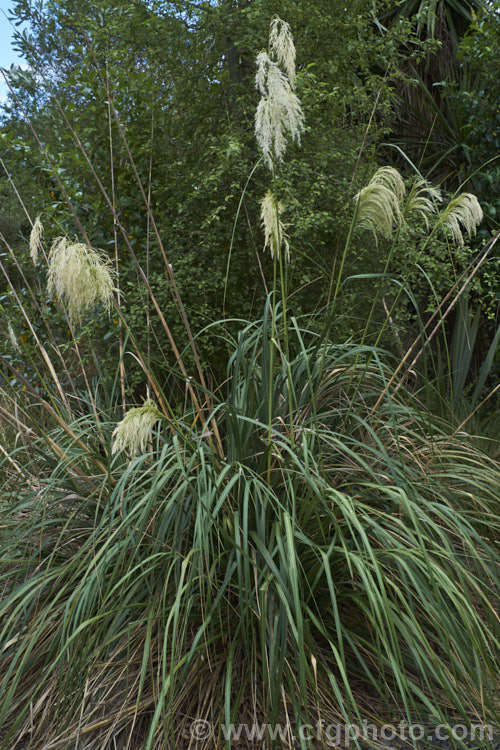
[2, 0, 497, 404]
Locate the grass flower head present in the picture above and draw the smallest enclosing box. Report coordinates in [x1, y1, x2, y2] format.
[112, 399, 163, 457]
[369, 166, 406, 203]
[269, 16, 296, 87]
[47, 238, 115, 325]
[354, 167, 405, 239]
[260, 189, 290, 262]
[29, 216, 44, 265]
[7, 321, 20, 352]
[404, 178, 442, 228]
[255, 18, 303, 170]
[438, 193, 483, 247]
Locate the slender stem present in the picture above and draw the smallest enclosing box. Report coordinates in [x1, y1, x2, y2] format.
[277, 241, 295, 448]
[369, 232, 499, 416]
[106, 61, 126, 410]
[267, 257, 277, 477]
[326, 78, 386, 308]
[270, 166, 295, 448]
[315, 200, 360, 391]
[145, 96, 155, 401]
[449, 383, 500, 440]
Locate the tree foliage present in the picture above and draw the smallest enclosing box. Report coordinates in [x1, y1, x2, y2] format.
[1, 0, 418, 384]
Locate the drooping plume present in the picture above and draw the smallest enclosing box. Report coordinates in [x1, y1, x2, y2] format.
[47, 238, 115, 325]
[112, 400, 163, 457]
[403, 178, 442, 228]
[29, 216, 44, 265]
[269, 16, 296, 87]
[7, 321, 20, 352]
[255, 18, 303, 170]
[353, 167, 405, 239]
[437, 193, 483, 247]
[260, 190, 290, 262]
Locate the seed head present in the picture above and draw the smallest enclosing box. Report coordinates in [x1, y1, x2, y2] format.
[403, 178, 442, 228]
[255, 61, 303, 169]
[354, 167, 405, 239]
[30, 216, 44, 265]
[112, 400, 163, 457]
[269, 16, 296, 87]
[438, 193, 483, 247]
[260, 190, 290, 262]
[8, 321, 20, 352]
[369, 167, 406, 204]
[255, 18, 303, 170]
[47, 238, 115, 325]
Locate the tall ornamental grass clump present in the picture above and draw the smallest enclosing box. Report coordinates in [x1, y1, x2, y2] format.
[0, 15, 499, 750]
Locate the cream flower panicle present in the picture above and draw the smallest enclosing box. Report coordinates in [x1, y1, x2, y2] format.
[47, 238, 115, 325]
[438, 193, 483, 247]
[269, 16, 296, 87]
[29, 216, 44, 265]
[403, 178, 442, 228]
[254, 17, 303, 170]
[256, 18, 301, 257]
[353, 167, 405, 240]
[7, 321, 20, 352]
[354, 168, 482, 246]
[255, 64, 303, 169]
[369, 166, 406, 204]
[260, 190, 290, 262]
[255, 50, 271, 96]
[111, 400, 163, 457]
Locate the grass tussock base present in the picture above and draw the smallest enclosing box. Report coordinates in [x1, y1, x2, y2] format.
[1, 319, 499, 750]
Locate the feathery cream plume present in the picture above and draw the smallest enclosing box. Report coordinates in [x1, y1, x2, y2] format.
[403, 178, 442, 228]
[29, 216, 44, 265]
[47, 238, 115, 325]
[260, 190, 290, 262]
[112, 400, 163, 457]
[353, 167, 405, 239]
[255, 18, 303, 170]
[437, 193, 483, 247]
[255, 57, 303, 169]
[255, 50, 271, 96]
[369, 166, 406, 204]
[269, 16, 296, 87]
[7, 322, 20, 352]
